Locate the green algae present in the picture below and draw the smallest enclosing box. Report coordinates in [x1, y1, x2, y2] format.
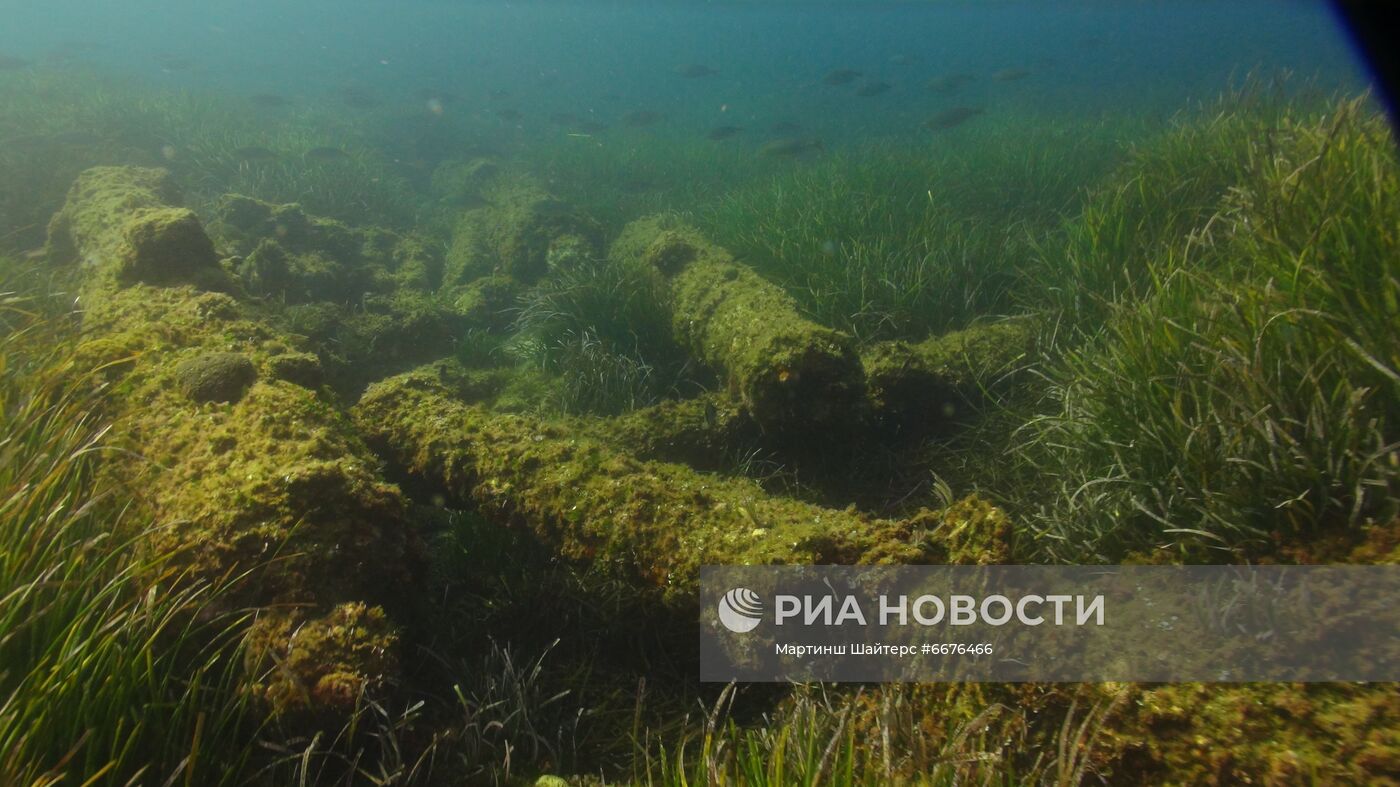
[612, 214, 866, 435]
[354, 364, 1013, 596]
[44, 166, 419, 719]
[443, 172, 602, 288]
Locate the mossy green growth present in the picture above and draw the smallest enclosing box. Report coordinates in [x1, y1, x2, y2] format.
[1096, 682, 1400, 784]
[442, 173, 602, 287]
[45, 166, 228, 293]
[246, 602, 399, 718]
[612, 215, 866, 435]
[590, 391, 759, 471]
[174, 350, 257, 403]
[862, 318, 1036, 437]
[354, 366, 1013, 597]
[430, 157, 503, 206]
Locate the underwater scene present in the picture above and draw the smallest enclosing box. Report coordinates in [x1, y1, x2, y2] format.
[0, 0, 1396, 783]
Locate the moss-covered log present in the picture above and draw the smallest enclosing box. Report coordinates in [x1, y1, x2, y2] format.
[45, 166, 418, 717]
[862, 319, 1036, 436]
[443, 171, 601, 288]
[354, 365, 1012, 596]
[611, 215, 866, 435]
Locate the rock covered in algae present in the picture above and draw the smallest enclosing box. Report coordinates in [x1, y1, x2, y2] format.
[611, 215, 866, 435]
[443, 172, 602, 287]
[353, 364, 1013, 595]
[44, 166, 227, 291]
[174, 350, 257, 403]
[49, 166, 417, 717]
[246, 602, 399, 716]
[862, 318, 1036, 436]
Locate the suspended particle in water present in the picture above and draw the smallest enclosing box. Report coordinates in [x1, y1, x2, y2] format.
[426, 98, 444, 116]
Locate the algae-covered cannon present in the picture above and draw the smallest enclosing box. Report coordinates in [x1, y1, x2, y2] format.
[611, 216, 866, 436]
[45, 166, 416, 717]
[354, 364, 1012, 596]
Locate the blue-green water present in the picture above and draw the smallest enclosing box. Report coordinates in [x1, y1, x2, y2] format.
[0, 1, 1372, 150]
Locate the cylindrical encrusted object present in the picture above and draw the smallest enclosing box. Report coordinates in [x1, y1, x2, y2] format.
[611, 215, 866, 435]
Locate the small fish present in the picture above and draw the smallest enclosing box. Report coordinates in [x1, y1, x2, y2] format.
[822, 69, 862, 86]
[991, 68, 1031, 82]
[0, 54, 31, 70]
[249, 93, 288, 108]
[770, 120, 802, 134]
[622, 110, 665, 127]
[233, 146, 278, 162]
[926, 73, 975, 93]
[304, 147, 351, 163]
[890, 53, 916, 66]
[707, 125, 744, 141]
[676, 63, 718, 78]
[495, 108, 522, 122]
[924, 106, 984, 131]
[855, 81, 892, 97]
[760, 138, 824, 157]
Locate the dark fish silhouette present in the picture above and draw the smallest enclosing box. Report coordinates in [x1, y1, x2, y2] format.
[855, 81, 892, 97]
[676, 64, 718, 78]
[924, 106, 984, 131]
[249, 93, 288, 108]
[770, 120, 802, 134]
[304, 147, 351, 163]
[823, 69, 862, 86]
[233, 146, 278, 162]
[760, 138, 824, 157]
[991, 68, 1031, 82]
[622, 110, 665, 127]
[926, 73, 975, 93]
[707, 125, 744, 141]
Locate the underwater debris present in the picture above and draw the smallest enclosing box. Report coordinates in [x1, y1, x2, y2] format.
[924, 106, 984, 131]
[355, 367, 1009, 595]
[611, 215, 864, 435]
[593, 391, 760, 470]
[862, 319, 1036, 437]
[442, 170, 602, 286]
[760, 137, 824, 157]
[44, 166, 418, 719]
[676, 63, 719, 78]
[174, 350, 257, 403]
[45, 166, 225, 291]
[855, 81, 893, 97]
[822, 68, 863, 86]
[707, 125, 745, 140]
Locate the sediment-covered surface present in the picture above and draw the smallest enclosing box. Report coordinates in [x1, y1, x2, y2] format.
[45, 165, 418, 717]
[612, 215, 867, 435]
[354, 364, 1013, 593]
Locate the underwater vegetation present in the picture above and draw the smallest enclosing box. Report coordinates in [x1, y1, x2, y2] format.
[0, 39, 1397, 787]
